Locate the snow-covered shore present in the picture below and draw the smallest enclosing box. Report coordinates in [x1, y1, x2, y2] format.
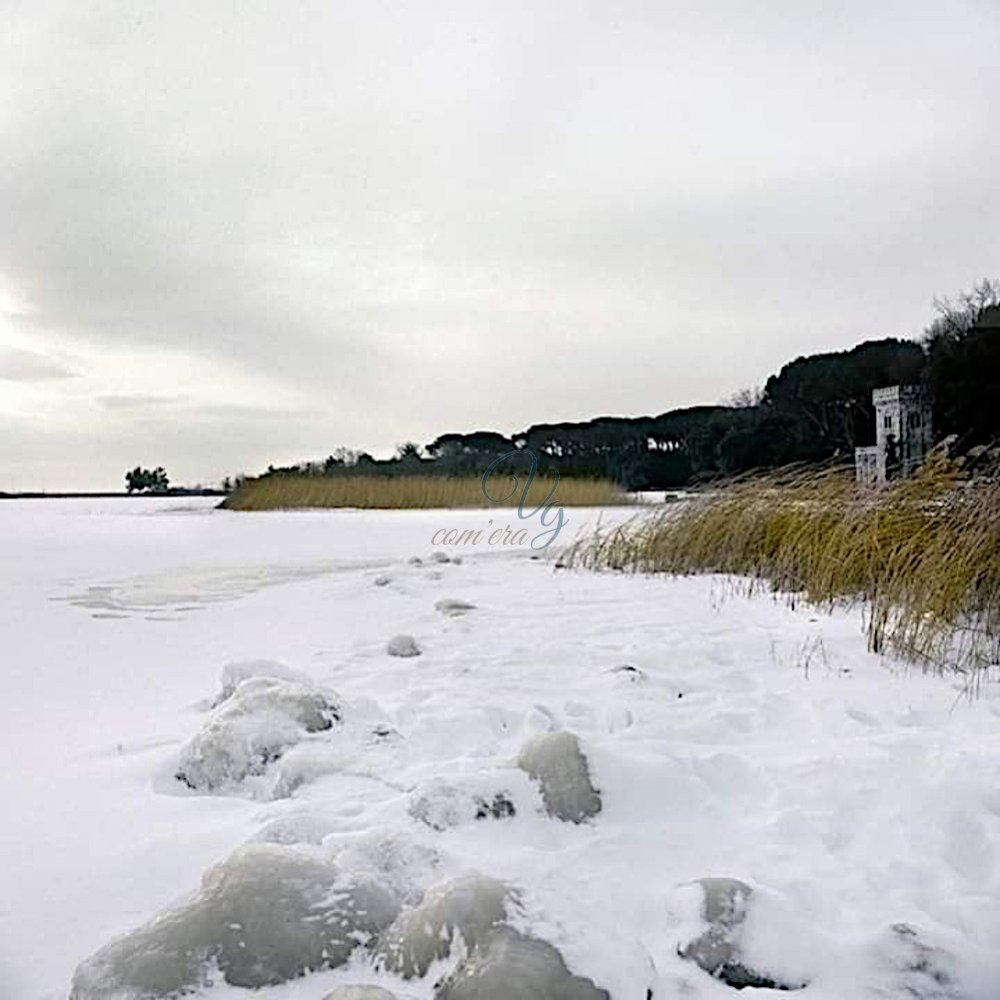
[1, 498, 998, 999]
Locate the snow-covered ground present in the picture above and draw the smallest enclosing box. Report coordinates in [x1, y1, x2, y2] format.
[2, 497, 999, 999]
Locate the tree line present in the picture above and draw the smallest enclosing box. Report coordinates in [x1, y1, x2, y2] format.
[258, 280, 1000, 490]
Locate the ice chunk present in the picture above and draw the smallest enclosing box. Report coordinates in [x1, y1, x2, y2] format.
[409, 779, 515, 831]
[517, 731, 601, 823]
[70, 844, 400, 998]
[677, 877, 803, 990]
[434, 598, 476, 616]
[375, 874, 508, 978]
[176, 677, 339, 791]
[324, 989, 399, 1000]
[435, 926, 610, 1000]
[386, 634, 422, 657]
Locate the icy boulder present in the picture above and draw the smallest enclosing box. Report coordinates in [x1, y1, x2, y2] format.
[324, 988, 399, 1000]
[387, 634, 422, 658]
[517, 731, 601, 823]
[375, 874, 508, 978]
[70, 844, 400, 999]
[435, 927, 610, 1000]
[677, 877, 803, 990]
[409, 779, 516, 831]
[434, 597, 476, 616]
[176, 676, 339, 791]
[213, 658, 315, 706]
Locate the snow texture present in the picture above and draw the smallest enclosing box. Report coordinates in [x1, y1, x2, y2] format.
[70, 844, 400, 998]
[435, 926, 610, 1000]
[4, 499, 1000, 1000]
[325, 989, 399, 1000]
[375, 874, 509, 978]
[867, 923, 966, 999]
[517, 730, 602, 822]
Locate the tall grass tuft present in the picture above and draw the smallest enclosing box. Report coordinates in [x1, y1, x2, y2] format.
[566, 455, 1000, 679]
[221, 474, 622, 511]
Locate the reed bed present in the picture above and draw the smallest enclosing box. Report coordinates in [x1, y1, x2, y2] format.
[566, 456, 1000, 679]
[221, 474, 622, 511]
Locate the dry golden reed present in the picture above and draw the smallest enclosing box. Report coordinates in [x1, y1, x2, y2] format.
[567, 455, 1000, 679]
[221, 474, 622, 511]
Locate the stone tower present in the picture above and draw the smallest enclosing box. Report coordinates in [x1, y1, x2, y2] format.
[855, 384, 933, 486]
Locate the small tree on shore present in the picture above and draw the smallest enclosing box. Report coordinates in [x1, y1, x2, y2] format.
[125, 466, 170, 493]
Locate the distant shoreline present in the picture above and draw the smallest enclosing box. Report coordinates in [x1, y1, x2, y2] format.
[0, 490, 228, 500]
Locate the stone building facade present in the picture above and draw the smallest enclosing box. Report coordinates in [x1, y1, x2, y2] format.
[854, 384, 933, 486]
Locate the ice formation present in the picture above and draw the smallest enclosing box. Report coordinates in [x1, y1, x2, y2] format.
[516, 731, 601, 822]
[434, 597, 477, 616]
[375, 874, 508, 978]
[677, 877, 803, 990]
[70, 844, 399, 998]
[408, 779, 516, 831]
[435, 926, 610, 1000]
[386, 634, 422, 657]
[175, 674, 339, 791]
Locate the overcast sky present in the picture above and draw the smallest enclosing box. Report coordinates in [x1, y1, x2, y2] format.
[2, 0, 998, 490]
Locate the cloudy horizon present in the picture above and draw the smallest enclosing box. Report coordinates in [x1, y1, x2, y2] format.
[2, 0, 998, 491]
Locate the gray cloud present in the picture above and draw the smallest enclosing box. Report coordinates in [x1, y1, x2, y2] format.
[96, 394, 186, 410]
[0, 347, 78, 381]
[1, 0, 999, 489]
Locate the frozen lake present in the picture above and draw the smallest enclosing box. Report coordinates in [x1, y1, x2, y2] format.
[1, 498, 999, 999]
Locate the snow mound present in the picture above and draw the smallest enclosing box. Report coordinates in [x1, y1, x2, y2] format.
[409, 779, 515, 831]
[435, 926, 610, 1000]
[375, 874, 508, 978]
[677, 877, 805, 991]
[517, 731, 601, 823]
[434, 598, 477, 616]
[213, 658, 315, 706]
[387, 634, 421, 657]
[867, 923, 965, 999]
[70, 844, 400, 998]
[176, 676, 339, 791]
[324, 988, 399, 1000]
